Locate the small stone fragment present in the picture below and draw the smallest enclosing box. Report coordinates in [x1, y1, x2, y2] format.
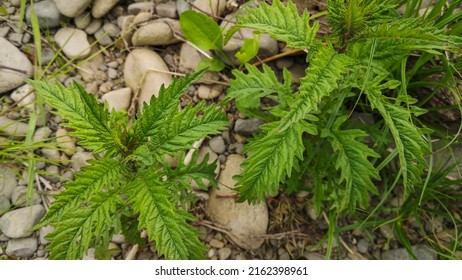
[234, 119, 265, 137]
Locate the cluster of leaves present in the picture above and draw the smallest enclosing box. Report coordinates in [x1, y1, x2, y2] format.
[30, 70, 228, 259]
[225, 0, 462, 218]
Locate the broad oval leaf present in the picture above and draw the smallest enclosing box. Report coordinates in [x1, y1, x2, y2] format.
[180, 10, 223, 51]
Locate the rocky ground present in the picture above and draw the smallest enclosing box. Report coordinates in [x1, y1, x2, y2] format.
[0, 0, 458, 260]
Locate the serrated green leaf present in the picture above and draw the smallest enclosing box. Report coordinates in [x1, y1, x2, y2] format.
[165, 152, 218, 191]
[133, 70, 205, 143]
[36, 158, 126, 228]
[151, 102, 228, 157]
[180, 10, 223, 51]
[351, 17, 462, 57]
[227, 63, 292, 119]
[125, 171, 206, 259]
[30, 80, 126, 154]
[366, 84, 430, 194]
[46, 188, 121, 259]
[277, 45, 350, 132]
[329, 128, 380, 213]
[237, 0, 319, 50]
[236, 121, 313, 202]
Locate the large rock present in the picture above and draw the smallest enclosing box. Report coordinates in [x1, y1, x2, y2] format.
[54, 28, 91, 60]
[0, 205, 46, 238]
[206, 154, 268, 250]
[26, 0, 65, 29]
[123, 48, 172, 108]
[132, 19, 181, 46]
[52, 0, 92, 18]
[0, 165, 17, 200]
[0, 38, 33, 94]
[5, 237, 38, 258]
[92, 0, 120, 19]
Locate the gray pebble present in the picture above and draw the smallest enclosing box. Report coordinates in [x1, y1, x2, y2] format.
[71, 151, 95, 172]
[45, 165, 61, 183]
[0, 205, 45, 238]
[85, 19, 103, 35]
[26, 0, 65, 29]
[74, 12, 92, 29]
[39, 225, 55, 245]
[176, 0, 191, 15]
[35, 162, 46, 170]
[106, 61, 119, 68]
[8, 33, 22, 45]
[6, 237, 38, 258]
[61, 170, 74, 182]
[11, 186, 42, 206]
[156, 1, 178, 18]
[218, 247, 232, 260]
[111, 233, 125, 244]
[209, 136, 226, 154]
[0, 26, 10, 38]
[22, 33, 32, 44]
[103, 22, 121, 38]
[356, 238, 370, 254]
[107, 67, 118, 79]
[276, 57, 294, 69]
[41, 148, 61, 161]
[234, 119, 265, 136]
[94, 28, 113, 46]
[0, 195, 11, 212]
[382, 245, 437, 260]
[0, 165, 17, 200]
[33, 126, 52, 142]
[128, 2, 154, 15]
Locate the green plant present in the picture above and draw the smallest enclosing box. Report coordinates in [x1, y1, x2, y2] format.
[30, 70, 228, 259]
[179, 10, 261, 68]
[225, 0, 461, 225]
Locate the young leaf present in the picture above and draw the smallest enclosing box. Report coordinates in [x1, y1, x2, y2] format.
[226, 63, 292, 119]
[151, 102, 228, 157]
[237, 0, 319, 50]
[180, 10, 223, 51]
[196, 57, 226, 72]
[133, 70, 206, 143]
[235, 32, 260, 65]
